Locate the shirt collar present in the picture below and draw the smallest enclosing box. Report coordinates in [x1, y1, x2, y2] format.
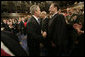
[33, 15, 39, 22]
[33, 15, 40, 24]
[52, 12, 58, 17]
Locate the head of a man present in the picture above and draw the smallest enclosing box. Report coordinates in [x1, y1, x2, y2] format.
[30, 5, 41, 18]
[49, 3, 59, 15]
[40, 11, 47, 19]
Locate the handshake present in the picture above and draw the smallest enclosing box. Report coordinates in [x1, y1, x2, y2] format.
[41, 30, 47, 38]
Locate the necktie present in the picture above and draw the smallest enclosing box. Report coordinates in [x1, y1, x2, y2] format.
[38, 19, 41, 25]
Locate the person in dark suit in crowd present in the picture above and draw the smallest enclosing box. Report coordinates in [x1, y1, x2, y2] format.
[46, 3, 68, 56]
[40, 11, 50, 52]
[1, 31, 28, 56]
[69, 14, 84, 56]
[26, 5, 47, 56]
[40, 11, 49, 32]
[18, 17, 24, 34]
[12, 19, 19, 34]
[2, 19, 10, 31]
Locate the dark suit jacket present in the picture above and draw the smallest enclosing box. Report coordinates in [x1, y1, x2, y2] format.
[48, 13, 68, 47]
[18, 21, 24, 32]
[41, 18, 49, 32]
[27, 16, 43, 47]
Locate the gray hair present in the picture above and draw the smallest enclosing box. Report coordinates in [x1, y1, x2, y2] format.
[41, 11, 47, 15]
[30, 5, 39, 15]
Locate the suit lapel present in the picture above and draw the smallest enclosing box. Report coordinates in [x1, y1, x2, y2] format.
[32, 16, 40, 27]
[48, 14, 58, 27]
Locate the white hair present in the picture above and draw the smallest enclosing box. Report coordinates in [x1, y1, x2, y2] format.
[41, 11, 47, 15]
[30, 5, 39, 15]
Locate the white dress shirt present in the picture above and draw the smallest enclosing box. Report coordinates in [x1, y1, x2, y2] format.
[52, 12, 58, 18]
[33, 15, 40, 24]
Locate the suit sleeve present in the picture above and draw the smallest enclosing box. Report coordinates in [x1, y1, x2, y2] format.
[27, 22, 43, 40]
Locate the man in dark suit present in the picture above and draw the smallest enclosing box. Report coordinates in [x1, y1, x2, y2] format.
[40, 11, 50, 51]
[69, 14, 84, 56]
[46, 3, 68, 56]
[26, 5, 47, 56]
[18, 17, 24, 35]
[40, 11, 49, 32]
[2, 19, 10, 31]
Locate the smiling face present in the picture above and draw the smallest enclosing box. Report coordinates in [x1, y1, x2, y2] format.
[49, 4, 55, 15]
[49, 3, 59, 15]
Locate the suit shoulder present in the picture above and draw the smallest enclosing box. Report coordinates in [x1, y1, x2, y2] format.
[58, 14, 64, 17]
[58, 14, 65, 20]
[54, 14, 64, 18]
[27, 17, 35, 25]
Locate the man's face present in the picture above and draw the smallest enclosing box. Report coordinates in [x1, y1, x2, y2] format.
[49, 4, 55, 15]
[36, 6, 41, 17]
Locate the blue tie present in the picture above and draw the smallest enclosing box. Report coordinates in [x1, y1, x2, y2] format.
[38, 19, 41, 24]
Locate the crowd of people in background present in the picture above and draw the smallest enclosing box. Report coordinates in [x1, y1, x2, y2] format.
[1, 2, 84, 56]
